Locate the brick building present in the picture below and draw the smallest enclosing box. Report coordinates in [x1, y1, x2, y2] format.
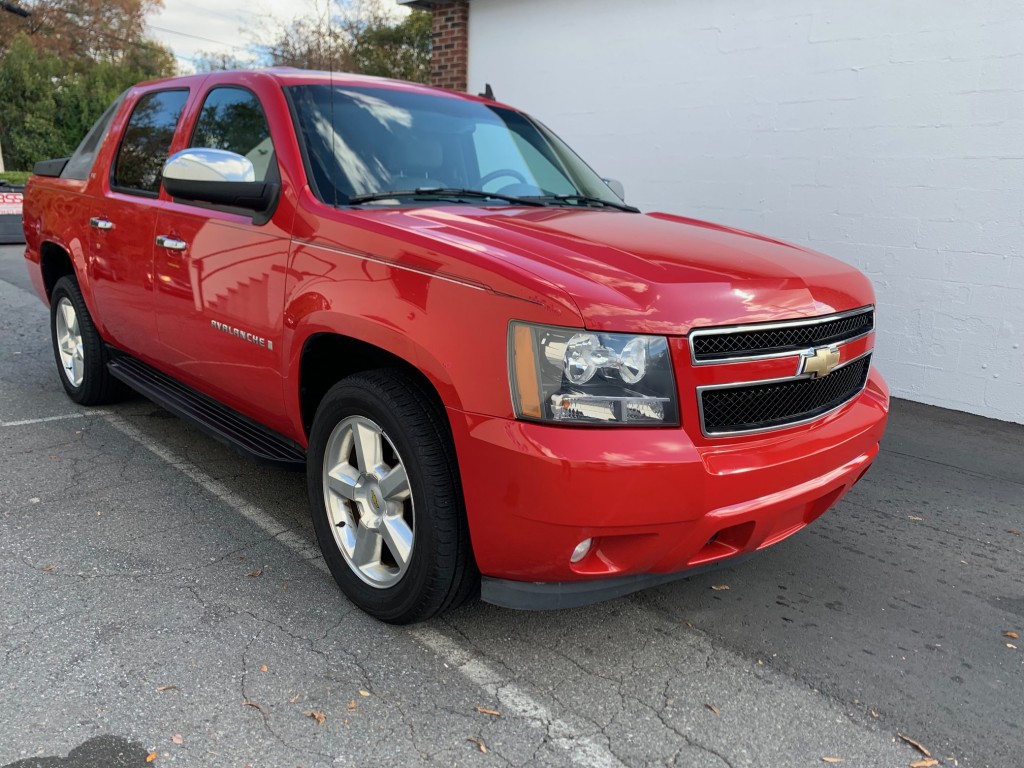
[401, 0, 1024, 425]
[401, 0, 469, 92]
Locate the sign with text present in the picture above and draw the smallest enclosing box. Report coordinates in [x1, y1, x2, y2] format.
[0, 192, 23, 216]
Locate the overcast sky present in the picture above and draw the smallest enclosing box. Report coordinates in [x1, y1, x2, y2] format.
[145, 0, 409, 72]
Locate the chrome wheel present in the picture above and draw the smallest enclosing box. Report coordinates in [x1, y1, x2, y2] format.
[322, 415, 414, 588]
[55, 297, 85, 388]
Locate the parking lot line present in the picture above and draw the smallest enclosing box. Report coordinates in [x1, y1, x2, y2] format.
[104, 412, 322, 565]
[0, 411, 110, 427]
[411, 626, 623, 768]
[101, 409, 626, 768]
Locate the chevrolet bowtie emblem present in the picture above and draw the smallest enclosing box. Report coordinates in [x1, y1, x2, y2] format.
[800, 345, 841, 378]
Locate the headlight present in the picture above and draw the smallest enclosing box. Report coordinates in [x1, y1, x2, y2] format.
[509, 322, 679, 426]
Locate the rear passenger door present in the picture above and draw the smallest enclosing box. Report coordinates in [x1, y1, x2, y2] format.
[153, 85, 293, 433]
[89, 89, 189, 356]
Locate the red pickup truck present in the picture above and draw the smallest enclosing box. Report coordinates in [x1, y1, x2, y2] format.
[23, 69, 888, 623]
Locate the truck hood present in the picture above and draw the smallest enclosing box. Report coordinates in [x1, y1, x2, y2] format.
[386, 206, 875, 334]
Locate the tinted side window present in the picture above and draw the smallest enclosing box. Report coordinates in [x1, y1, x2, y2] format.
[112, 90, 189, 195]
[191, 87, 275, 182]
[62, 93, 126, 181]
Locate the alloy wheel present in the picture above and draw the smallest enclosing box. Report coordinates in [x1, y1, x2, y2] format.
[55, 296, 85, 388]
[322, 415, 415, 588]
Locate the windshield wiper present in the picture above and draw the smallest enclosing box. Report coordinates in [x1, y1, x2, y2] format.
[348, 187, 546, 207]
[531, 194, 640, 213]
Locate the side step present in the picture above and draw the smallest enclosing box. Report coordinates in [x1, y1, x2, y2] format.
[108, 355, 306, 470]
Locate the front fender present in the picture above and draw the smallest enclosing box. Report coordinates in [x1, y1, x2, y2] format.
[280, 254, 584, 440]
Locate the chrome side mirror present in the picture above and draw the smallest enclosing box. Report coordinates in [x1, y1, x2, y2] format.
[162, 149, 278, 221]
[164, 148, 256, 183]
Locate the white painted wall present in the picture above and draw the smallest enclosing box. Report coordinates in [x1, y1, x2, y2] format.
[468, 0, 1024, 424]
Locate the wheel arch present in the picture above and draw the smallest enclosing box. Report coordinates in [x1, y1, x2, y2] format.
[297, 331, 457, 442]
[39, 241, 76, 300]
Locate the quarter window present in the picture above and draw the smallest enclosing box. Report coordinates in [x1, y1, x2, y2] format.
[63, 93, 126, 181]
[112, 89, 189, 195]
[191, 87, 276, 182]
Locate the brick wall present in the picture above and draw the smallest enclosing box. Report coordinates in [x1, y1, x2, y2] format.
[429, 1, 469, 92]
[468, 0, 1024, 424]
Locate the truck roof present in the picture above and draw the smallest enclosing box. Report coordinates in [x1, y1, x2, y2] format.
[130, 67, 504, 108]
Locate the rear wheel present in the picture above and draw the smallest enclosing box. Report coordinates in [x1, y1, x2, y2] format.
[49, 276, 128, 405]
[307, 370, 477, 623]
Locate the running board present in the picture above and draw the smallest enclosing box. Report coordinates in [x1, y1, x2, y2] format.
[107, 355, 306, 470]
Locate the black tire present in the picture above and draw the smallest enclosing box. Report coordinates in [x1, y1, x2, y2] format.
[49, 276, 128, 405]
[307, 369, 478, 624]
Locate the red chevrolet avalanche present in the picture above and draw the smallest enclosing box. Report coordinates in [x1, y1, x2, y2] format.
[22, 69, 889, 623]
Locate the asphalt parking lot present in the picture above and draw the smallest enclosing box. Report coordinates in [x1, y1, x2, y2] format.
[1, 243, 1021, 768]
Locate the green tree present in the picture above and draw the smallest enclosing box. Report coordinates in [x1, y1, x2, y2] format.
[0, 35, 62, 170]
[0, 1, 175, 170]
[350, 5, 430, 82]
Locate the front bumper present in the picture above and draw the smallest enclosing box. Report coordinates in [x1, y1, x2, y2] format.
[449, 369, 889, 608]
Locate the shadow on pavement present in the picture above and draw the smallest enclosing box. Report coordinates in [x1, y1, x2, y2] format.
[1, 736, 151, 768]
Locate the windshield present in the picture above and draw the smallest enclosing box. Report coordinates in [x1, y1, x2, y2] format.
[285, 84, 625, 208]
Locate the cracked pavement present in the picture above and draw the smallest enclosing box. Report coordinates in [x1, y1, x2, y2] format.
[1, 245, 1021, 767]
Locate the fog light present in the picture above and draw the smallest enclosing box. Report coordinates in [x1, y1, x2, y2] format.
[570, 538, 593, 563]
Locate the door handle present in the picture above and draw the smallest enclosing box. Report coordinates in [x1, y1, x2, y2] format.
[156, 235, 188, 251]
[89, 217, 114, 230]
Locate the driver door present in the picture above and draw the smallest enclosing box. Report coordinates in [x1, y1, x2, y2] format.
[153, 85, 292, 433]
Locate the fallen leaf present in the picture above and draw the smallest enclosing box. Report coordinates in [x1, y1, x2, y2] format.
[821, 759, 843, 764]
[359, 689, 370, 697]
[156, 685, 177, 693]
[907, 515, 923, 521]
[260, 664, 268, 673]
[242, 700, 266, 714]
[347, 700, 357, 712]
[1007, 529, 1021, 535]
[1004, 631, 1019, 639]
[466, 737, 488, 754]
[1007, 643, 1018, 649]
[246, 569, 263, 578]
[282, 583, 288, 590]
[910, 760, 938, 768]
[146, 753, 157, 763]
[705, 704, 720, 715]
[476, 706, 501, 717]
[711, 584, 730, 591]
[289, 694, 300, 704]
[307, 710, 326, 726]
[170, 735, 183, 745]
[40, 564, 56, 573]
[897, 734, 932, 758]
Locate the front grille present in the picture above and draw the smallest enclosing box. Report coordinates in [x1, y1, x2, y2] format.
[691, 308, 873, 362]
[700, 354, 871, 435]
